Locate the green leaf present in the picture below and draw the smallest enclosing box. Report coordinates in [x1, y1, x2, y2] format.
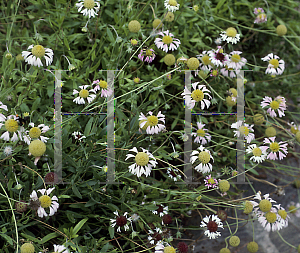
[106, 27, 114, 42]
[64, 37, 70, 50]
[0, 233, 14, 245]
[41, 232, 58, 244]
[73, 218, 88, 235]
[72, 184, 82, 199]
[108, 226, 114, 239]
[84, 117, 94, 137]
[32, 97, 41, 111]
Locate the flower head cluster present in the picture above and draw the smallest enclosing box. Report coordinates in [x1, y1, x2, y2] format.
[220, 27, 240, 44]
[75, 0, 101, 18]
[261, 53, 285, 76]
[246, 144, 267, 163]
[191, 122, 211, 145]
[261, 96, 287, 118]
[22, 44, 54, 67]
[73, 85, 96, 104]
[23, 123, 50, 145]
[181, 82, 211, 110]
[30, 188, 59, 218]
[190, 145, 214, 173]
[92, 79, 113, 97]
[138, 48, 156, 63]
[251, 192, 289, 232]
[209, 47, 229, 67]
[220, 51, 247, 78]
[260, 137, 288, 160]
[254, 8, 267, 24]
[110, 210, 132, 232]
[139, 111, 165, 134]
[152, 202, 168, 217]
[204, 174, 218, 189]
[164, 0, 180, 12]
[197, 50, 213, 71]
[166, 167, 181, 181]
[200, 214, 224, 239]
[154, 30, 180, 53]
[231, 120, 255, 143]
[0, 114, 25, 142]
[125, 147, 157, 177]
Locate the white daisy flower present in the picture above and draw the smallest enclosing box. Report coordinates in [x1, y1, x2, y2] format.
[256, 206, 285, 232]
[154, 30, 181, 53]
[22, 45, 53, 67]
[261, 53, 285, 76]
[0, 114, 25, 142]
[73, 85, 96, 104]
[181, 82, 212, 110]
[209, 47, 229, 67]
[139, 111, 165, 134]
[200, 214, 224, 239]
[190, 145, 214, 174]
[231, 120, 255, 143]
[191, 122, 211, 145]
[23, 123, 50, 145]
[164, 0, 180, 12]
[246, 144, 267, 163]
[92, 79, 113, 98]
[261, 95, 287, 118]
[260, 137, 288, 161]
[148, 227, 163, 244]
[251, 192, 277, 214]
[220, 27, 240, 44]
[125, 147, 157, 177]
[110, 210, 132, 233]
[196, 50, 214, 71]
[75, 0, 101, 19]
[227, 51, 247, 70]
[72, 131, 86, 141]
[274, 204, 289, 228]
[151, 202, 168, 217]
[30, 188, 59, 218]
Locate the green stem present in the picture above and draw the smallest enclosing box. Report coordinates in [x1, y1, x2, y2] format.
[276, 231, 297, 249]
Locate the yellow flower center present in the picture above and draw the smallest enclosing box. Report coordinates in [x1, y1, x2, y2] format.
[99, 80, 108, 89]
[168, 0, 178, 6]
[135, 152, 149, 166]
[211, 70, 218, 76]
[5, 119, 19, 132]
[252, 147, 262, 157]
[265, 211, 277, 223]
[146, 49, 153, 56]
[29, 127, 42, 138]
[191, 89, 204, 102]
[226, 27, 237, 37]
[278, 209, 287, 220]
[259, 199, 272, 212]
[207, 177, 215, 184]
[39, 195, 52, 208]
[197, 129, 206, 137]
[164, 246, 176, 253]
[79, 89, 89, 98]
[258, 13, 267, 19]
[269, 59, 279, 69]
[32, 45, 45, 58]
[84, 0, 95, 9]
[131, 39, 138, 45]
[198, 151, 210, 164]
[270, 100, 279, 110]
[201, 55, 211, 65]
[238, 126, 249, 136]
[162, 35, 173, 44]
[147, 115, 159, 126]
[270, 142, 280, 152]
[231, 54, 241, 63]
